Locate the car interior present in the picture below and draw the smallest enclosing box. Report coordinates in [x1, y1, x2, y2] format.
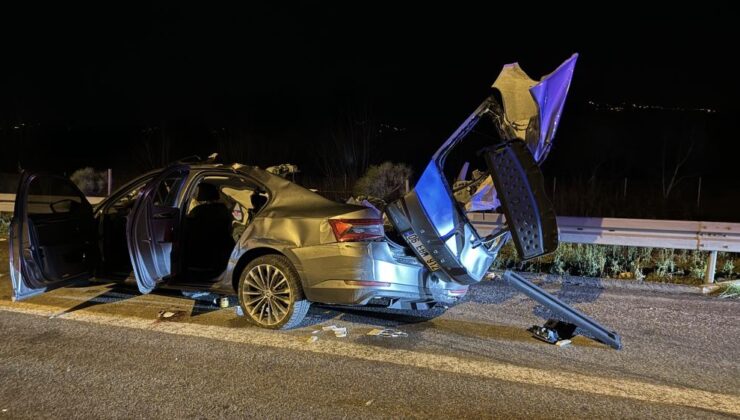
[181, 175, 268, 283]
[65, 171, 269, 286]
[24, 175, 97, 284]
[98, 178, 151, 278]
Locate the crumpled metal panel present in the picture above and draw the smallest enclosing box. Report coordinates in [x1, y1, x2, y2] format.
[467, 54, 578, 211]
[222, 167, 384, 293]
[414, 161, 458, 241]
[492, 64, 538, 144]
[219, 166, 464, 304]
[237, 166, 380, 250]
[492, 53, 578, 163]
[293, 241, 462, 304]
[246, 167, 374, 221]
[464, 175, 499, 212]
[528, 54, 578, 162]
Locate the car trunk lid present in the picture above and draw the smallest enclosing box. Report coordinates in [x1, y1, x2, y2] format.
[387, 55, 577, 285]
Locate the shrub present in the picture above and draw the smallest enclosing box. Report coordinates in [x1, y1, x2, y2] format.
[353, 162, 412, 203]
[721, 257, 735, 278]
[550, 251, 567, 275]
[488, 241, 725, 284]
[688, 251, 707, 280]
[70, 167, 108, 195]
[655, 249, 676, 279]
[0, 212, 10, 237]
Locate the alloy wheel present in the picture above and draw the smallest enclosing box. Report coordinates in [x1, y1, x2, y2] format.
[240, 263, 292, 326]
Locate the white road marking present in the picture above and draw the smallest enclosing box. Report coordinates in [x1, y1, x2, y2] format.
[1, 300, 738, 416]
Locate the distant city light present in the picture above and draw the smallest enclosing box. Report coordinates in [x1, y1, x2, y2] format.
[587, 100, 716, 114]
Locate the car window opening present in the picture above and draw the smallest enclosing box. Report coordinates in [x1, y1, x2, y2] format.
[100, 178, 150, 277]
[184, 175, 267, 283]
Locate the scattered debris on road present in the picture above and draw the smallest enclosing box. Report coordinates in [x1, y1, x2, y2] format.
[367, 328, 408, 338]
[322, 325, 348, 338]
[157, 310, 185, 321]
[555, 339, 572, 348]
[504, 271, 622, 349]
[528, 319, 576, 346]
[306, 335, 319, 344]
[528, 325, 558, 344]
[180, 290, 212, 300]
[365, 399, 374, 406]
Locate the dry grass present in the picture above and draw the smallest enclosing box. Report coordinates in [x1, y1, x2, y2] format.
[718, 282, 740, 298]
[492, 241, 736, 285]
[0, 212, 9, 237]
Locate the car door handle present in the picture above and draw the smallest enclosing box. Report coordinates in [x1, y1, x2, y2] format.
[152, 211, 177, 219]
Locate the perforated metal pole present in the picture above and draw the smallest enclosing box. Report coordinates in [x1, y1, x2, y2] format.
[705, 250, 717, 284]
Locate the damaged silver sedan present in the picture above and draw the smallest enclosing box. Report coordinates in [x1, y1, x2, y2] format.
[8, 54, 620, 348]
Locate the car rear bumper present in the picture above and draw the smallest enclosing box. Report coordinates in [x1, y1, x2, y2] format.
[292, 242, 468, 306]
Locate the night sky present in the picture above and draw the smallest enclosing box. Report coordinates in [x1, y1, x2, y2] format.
[1, 4, 736, 194]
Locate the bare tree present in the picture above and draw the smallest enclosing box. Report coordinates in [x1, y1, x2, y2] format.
[133, 124, 172, 170]
[353, 162, 412, 203]
[661, 136, 694, 199]
[317, 107, 378, 191]
[214, 127, 249, 164]
[70, 167, 107, 195]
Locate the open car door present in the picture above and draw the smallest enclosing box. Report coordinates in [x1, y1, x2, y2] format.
[387, 55, 577, 285]
[126, 165, 189, 294]
[8, 172, 97, 300]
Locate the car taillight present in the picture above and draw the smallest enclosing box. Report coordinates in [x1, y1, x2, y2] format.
[328, 218, 384, 242]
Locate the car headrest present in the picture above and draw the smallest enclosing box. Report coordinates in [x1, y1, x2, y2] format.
[196, 183, 220, 201]
[250, 192, 266, 207]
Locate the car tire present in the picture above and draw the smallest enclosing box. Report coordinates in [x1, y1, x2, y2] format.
[238, 254, 310, 329]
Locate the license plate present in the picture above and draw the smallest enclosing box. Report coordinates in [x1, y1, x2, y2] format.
[403, 232, 440, 271]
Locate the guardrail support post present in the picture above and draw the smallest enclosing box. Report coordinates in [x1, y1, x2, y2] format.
[704, 250, 718, 284]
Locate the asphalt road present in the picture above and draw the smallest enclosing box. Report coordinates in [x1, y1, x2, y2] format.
[1, 252, 738, 418]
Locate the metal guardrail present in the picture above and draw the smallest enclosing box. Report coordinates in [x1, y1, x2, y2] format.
[468, 213, 740, 252]
[468, 212, 740, 283]
[0, 193, 19, 213]
[0, 193, 105, 213]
